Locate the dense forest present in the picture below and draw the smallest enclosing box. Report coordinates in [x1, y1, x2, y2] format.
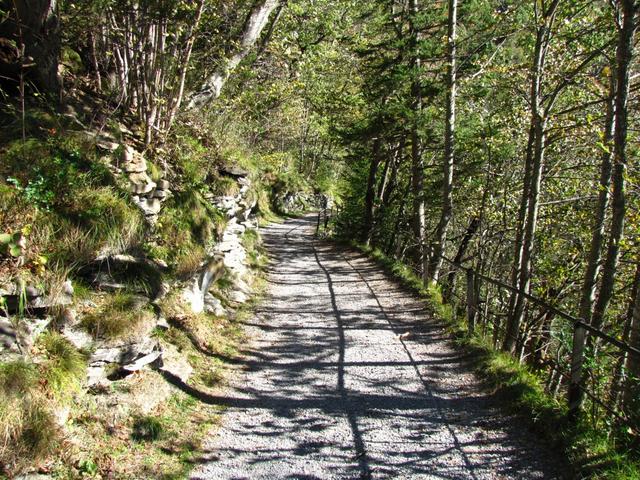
[1, 0, 640, 477]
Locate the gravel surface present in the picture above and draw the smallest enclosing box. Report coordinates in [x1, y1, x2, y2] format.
[190, 214, 565, 480]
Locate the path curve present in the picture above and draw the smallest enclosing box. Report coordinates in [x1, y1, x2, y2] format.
[191, 214, 564, 480]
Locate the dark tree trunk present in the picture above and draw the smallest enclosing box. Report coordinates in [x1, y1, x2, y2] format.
[0, 0, 60, 95]
[362, 138, 382, 245]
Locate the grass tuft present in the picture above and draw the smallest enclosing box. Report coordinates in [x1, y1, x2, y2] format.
[39, 331, 87, 401]
[0, 360, 59, 472]
[131, 415, 165, 442]
[81, 291, 153, 339]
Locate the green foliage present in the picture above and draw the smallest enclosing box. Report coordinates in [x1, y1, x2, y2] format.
[156, 189, 224, 276]
[0, 231, 24, 257]
[3, 137, 110, 211]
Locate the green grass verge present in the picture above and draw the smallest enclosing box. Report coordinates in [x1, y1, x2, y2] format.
[350, 241, 640, 480]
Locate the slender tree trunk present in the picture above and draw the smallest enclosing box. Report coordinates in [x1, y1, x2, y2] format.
[578, 66, 616, 325]
[611, 262, 640, 410]
[187, 0, 284, 109]
[429, 0, 457, 283]
[589, 0, 636, 337]
[362, 138, 382, 245]
[503, 1, 559, 352]
[622, 261, 640, 418]
[409, 0, 427, 281]
[443, 216, 479, 301]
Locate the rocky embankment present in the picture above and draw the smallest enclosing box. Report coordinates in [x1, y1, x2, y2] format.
[0, 141, 260, 417]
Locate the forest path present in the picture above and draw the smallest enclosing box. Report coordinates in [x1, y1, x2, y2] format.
[190, 214, 564, 480]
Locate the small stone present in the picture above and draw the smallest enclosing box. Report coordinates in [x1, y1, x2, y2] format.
[156, 179, 170, 190]
[61, 325, 93, 350]
[0, 316, 18, 352]
[63, 280, 74, 296]
[121, 145, 147, 173]
[204, 293, 226, 317]
[153, 189, 169, 200]
[233, 278, 251, 295]
[156, 316, 170, 330]
[96, 140, 120, 152]
[228, 290, 248, 304]
[134, 197, 162, 216]
[24, 285, 41, 298]
[87, 364, 108, 386]
[160, 343, 193, 383]
[122, 350, 162, 372]
[129, 172, 156, 194]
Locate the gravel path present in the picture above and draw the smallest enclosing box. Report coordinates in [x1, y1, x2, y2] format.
[190, 214, 565, 480]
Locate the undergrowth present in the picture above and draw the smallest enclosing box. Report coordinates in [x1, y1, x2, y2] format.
[351, 241, 640, 480]
[81, 291, 154, 340]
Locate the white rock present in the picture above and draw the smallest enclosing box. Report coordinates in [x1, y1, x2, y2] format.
[228, 290, 248, 304]
[160, 343, 193, 383]
[204, 293, 226, 316]
[122, 350, 162, 372]
[62, 326, 93, 350]
[87, 364, 108, 386]
[183, 279, 204, 314]
[233, 278, 252, 295]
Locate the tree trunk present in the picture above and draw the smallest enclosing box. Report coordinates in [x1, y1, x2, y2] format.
[429, 0, 457, 284]
[622, 261, 640, 418]
[187, 0, 284, 109]
[578, 64, 616, 325]
[163, 0, 205, 133]
[409, 0, 427, 281]
[503, 1, 559, 352]
[443, 216, 479, 301]
[0, 0, 60, 95]
[589, 0, 636, 337]
[362, 138, 382, 245]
